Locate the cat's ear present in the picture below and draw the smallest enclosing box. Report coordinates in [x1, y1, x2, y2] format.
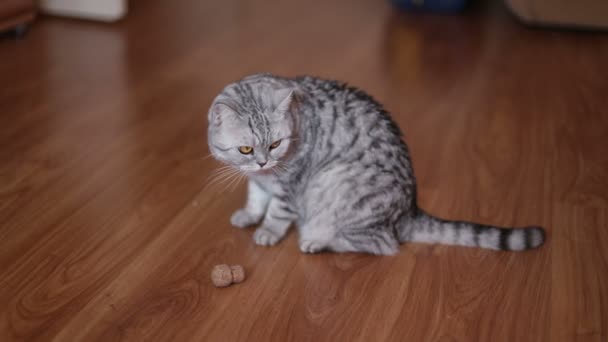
[210, 102, 237, 126]
[272, 89, 295, 119]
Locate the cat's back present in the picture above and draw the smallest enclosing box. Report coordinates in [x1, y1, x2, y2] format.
[294, 76, 404, 152]
[287, 76, 415, 229]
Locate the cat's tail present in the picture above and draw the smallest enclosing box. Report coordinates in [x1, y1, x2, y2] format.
[398, 209, 545, 251]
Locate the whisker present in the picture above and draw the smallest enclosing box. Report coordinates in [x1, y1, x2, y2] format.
[207, 171, 236, 185]
[206, 167, 234, 179]
[207, 165, 235, 177]
[223, 172, 244, 193]
[204, 168, 240, 189]
[277, 164, 289, 172]
[229, 173, 246, 192]
[275, 161, 293, 174]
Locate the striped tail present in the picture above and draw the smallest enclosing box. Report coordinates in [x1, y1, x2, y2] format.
[399, 210, 545, 251]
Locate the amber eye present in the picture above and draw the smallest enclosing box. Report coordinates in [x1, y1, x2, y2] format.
[269, 140, 281, 150]
[238, 146, 253, 154]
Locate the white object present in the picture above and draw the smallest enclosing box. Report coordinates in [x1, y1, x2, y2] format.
[39, 0, 127, 22]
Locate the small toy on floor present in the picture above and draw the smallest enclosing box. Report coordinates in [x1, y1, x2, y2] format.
[211, 264, 245, 287]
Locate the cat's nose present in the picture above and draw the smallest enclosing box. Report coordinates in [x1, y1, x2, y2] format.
[258, 162, 267, 168]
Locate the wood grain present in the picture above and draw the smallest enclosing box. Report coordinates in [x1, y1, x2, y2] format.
[1, 0, 607, 341]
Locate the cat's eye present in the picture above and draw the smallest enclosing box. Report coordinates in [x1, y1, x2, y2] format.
[238, 146, 253, 154]
[269, 140, 281, 150]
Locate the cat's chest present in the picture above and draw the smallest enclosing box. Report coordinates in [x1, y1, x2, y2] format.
[249, 174, 285, 196]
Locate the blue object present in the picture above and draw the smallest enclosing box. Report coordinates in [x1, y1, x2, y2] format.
[391, 0, 468, 12]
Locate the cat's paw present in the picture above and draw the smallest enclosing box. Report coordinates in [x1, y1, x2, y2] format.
[299, 240, 325, 254]
[230, 209, 259, 228]
[253, 228, 280, 246]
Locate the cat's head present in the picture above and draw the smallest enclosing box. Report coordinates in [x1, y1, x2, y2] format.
[207, 85, 296, 174]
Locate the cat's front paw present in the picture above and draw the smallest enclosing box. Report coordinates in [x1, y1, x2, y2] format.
[230, 209, 260, 228]
[253, 228, 280, 246]
[299, 240, 325, 254]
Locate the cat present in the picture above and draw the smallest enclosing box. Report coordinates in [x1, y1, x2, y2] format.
[207, 73, 545, 255]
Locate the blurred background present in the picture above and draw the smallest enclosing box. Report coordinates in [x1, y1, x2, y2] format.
[2, 0, 607, 206]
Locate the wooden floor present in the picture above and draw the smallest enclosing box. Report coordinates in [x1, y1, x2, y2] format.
[1, 0, 607, 341]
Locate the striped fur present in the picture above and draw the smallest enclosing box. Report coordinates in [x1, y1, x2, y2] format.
[208, 73, 546, 255]
[400, 210, 545, 251]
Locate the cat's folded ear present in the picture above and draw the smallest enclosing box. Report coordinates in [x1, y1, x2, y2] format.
[209, 101, 237, 126]
[272, 88, 296, 120]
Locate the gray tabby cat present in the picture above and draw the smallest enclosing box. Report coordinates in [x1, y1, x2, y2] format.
[207, 73, 545, 255]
